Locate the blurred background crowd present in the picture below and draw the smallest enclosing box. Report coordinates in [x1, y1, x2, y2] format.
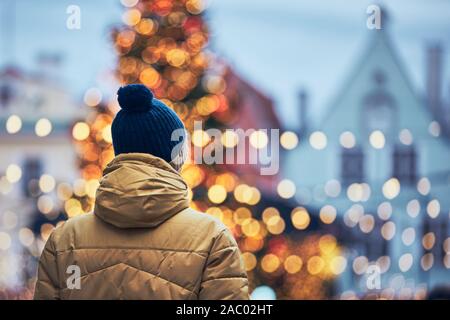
[0, 0, 449, 299]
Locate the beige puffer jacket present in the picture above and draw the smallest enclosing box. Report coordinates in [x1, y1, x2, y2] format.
[34, 153, 249, 300]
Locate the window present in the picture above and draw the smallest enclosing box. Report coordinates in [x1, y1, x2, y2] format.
[362, 70, 397, 138]
[21, 157, 43, 197]
[341, 147, 364, 184]
[393, 144, 416, 185]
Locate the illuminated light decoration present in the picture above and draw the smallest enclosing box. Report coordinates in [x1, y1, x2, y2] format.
[249, 130, 268, 149]
[102, 125, 113, 143]
[277, 179, 296, 199]
[83, 88, 102, 107]
[399, 129, 413, 145]
[291, 207, 310, 230]
[382, 178, 400, 200]
[280, 131, 299, 150]
[261, 254, 280, 273]
[330, 256, 347, 275]
[233, 207, 251, 225]
[428, 121, 440, 137]
[35, 118, 52, 137]
[369, 130, 385, 149]
[234, 184, 253, 203]
[250, 286, 276, 300]
[241, 219, 260, 237]
[241, 252, 257, 271]
[37, 195, 54, 214]
[0, 177, 13, 195]
[221, 130, 239, 148]
[319, 234, 337, 254]
[2, 211, 18, 230]
[139, 68, 161, 89]
[359, 214, 375, 233]
[401, 227, 415, 246]
[208, 184, 227, 204]
[398, 253, 413, 272]
[377, 201, 392, 220]
[5, 164, 22, 183]
[417, 177, 431, 196]
[135, 18, 157, 35]
[39, 174, 56, 193]
[65, 198, 83, 217]
[376, 256, 391, 273]
[324, 179, 341, 198]
[360, 183, 371, 202]
[284, 255, 303, 274]
[57, 182, 73, 200]
[266, 215, 285, 235]
[339, 131, 356, 149]
[347, 183, 363, 202]
[0, 232, 12, 250]
[85, 179, 100, 198]
[444, 254, 450, 269]
[122, 8, 142, 26]
[319, 205, 336, 225]
[262, 207, 279, 224]
[345, 204, 364, 228]
[191, 129, 210, 147]
[421, 253, 434, 271]
[426, 199, 440, 218]
[307, 256, 325, 275]
[72, 122, 90, 141]
[19, 228, 35, 247]
[120, 0, 139, 7]
[186, 0, 206, 14]
[422, 232, 436, 250]
[6, 114, 22, 134]
[405, 199, 420, 218]
[381, 221, 396, 240]
[309, 131, 327, 150]
[444, 237, 450, 253]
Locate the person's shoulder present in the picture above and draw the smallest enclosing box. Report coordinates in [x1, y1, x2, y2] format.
[48, 214, 96, 249]
[170, 207, 228, 236]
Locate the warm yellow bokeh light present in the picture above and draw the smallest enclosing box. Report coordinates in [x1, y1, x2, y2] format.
[284, 255, 303, 274]
[291, 207, 310, 230]
[309, 131, 327, 150]
[307, 256, 325, 275]
[39, 174, 56, 193]
[72, 122, 90, 141]
[6, 115, 22, 134]
[208, 184, 227, 204]
[382, 178, 400, 199]
[84, 88, 102, 107]
[369, 130, 385, 149]
[280, 131, 299, 150]
[249, 130, 268, 149]
[277, 179, 296, 199]
[6, 164, 22, 183]
[35, 118, 52, 137]
[261, 254, 280, 273]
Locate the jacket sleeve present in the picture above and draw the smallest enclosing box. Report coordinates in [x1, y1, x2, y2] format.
[199, 228, 249, 300]
[34, 231, 60, 300]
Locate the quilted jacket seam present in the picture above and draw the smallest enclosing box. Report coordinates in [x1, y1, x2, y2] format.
[55, 247, 208, 257]
[78, 262, 196, 294]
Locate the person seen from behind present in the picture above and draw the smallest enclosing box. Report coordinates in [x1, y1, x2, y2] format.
[34, 84, 249, 300]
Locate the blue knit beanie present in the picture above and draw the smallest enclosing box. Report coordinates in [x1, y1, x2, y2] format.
[112, 84, 186, 168]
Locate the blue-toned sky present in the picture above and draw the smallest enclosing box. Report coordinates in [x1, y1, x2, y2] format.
[1, 0, 450, 128]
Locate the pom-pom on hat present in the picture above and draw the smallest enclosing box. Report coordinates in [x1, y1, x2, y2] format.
[111, 84, 186, 168]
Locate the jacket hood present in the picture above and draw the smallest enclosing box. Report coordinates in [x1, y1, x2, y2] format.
[94, 153, 190, 228]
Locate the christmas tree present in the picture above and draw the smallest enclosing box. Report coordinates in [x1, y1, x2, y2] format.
[70, 0, 339, 299]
